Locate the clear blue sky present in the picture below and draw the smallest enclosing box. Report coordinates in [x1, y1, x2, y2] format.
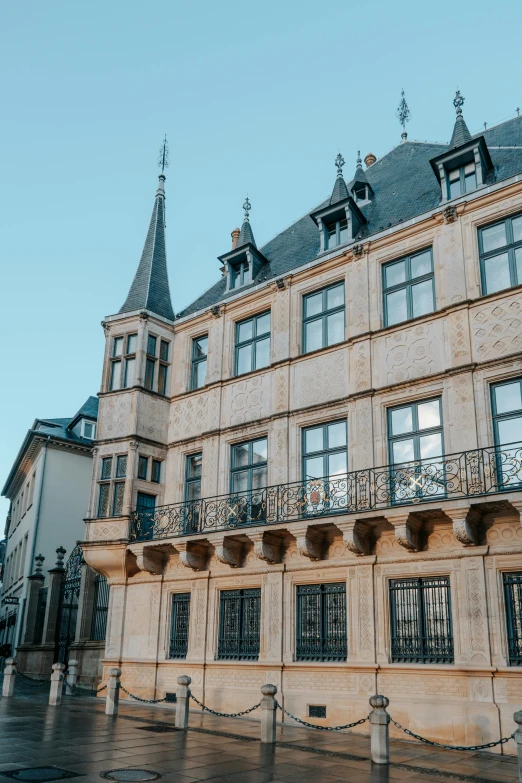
[1, 0, 521, 523]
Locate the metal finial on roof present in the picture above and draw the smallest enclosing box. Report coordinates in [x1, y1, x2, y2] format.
[158, 135, 169, 173]
[517, 107, 520, 117]
[243, 196, 251, 220]
[335, 152, 345, 176]
[356, 150, 363, 169]
[453, 90, 465, 117]
[396, 89, 411, 140]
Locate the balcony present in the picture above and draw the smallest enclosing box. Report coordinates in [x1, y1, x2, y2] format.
[130, 442, 522, 543]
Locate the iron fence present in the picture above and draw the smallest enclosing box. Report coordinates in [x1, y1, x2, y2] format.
[504, 571, 522, 665]
[90, 574, 109, 641]
[130, 441, 522, 542]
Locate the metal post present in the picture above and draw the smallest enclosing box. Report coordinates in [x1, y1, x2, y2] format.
[105, 668, 121, 716]
[65, 659, 79, 695]
[49, 662, 66, 706]
[2, 658, 16, 698]
[513, 710, 522, 782]
[260, 684, 277, 744]
[369, 695, 390, 765]
[175, 675, 192, 730]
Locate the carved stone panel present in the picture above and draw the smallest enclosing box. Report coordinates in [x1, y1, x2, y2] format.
[221, 375, 272, 427]
[471, 293, 522, 362]
[97, 393, 134, 440]
[373, 321, 442, 388]
[291, 349, 348, 409]
[187, 579, 209, 661]
[261, 572, 283, 662]
[348, 565, 375, 662]
[136, 394, 169, 444]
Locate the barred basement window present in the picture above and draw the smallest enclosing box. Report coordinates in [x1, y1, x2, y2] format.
[169, 592, 190, 659]
[91, 574, 109, 641]
[504, 572, 522, 665]
[218, 589, 261, 660]
[309, 705, 327, 718]
[296, 583, 347, 661]
[390, 576, 453, 663]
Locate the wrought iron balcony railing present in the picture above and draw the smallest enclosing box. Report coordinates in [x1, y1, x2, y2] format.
[130, 442, 522, 542]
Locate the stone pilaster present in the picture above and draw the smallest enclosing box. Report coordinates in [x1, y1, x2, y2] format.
[22, 573, 45, 645]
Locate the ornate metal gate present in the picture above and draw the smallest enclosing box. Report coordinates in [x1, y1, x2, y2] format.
[55, 545, 84, 664]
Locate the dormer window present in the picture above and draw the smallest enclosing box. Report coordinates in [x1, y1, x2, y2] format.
[81, 420, 96, 440]
[353, 185, 367, 203]
[326, 218, 349, 250]
[448, 162, 477, 199]
[231, 261, 252, 289]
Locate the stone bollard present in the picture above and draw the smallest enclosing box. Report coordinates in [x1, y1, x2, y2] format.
[65, 660, 79, 696]
[175, 675, 192, 730]
[513, 710, 522, 782]
[260, 684, 278, 744]
[49, 663, 66, 706]
[105, 668, 121, 716]
[2, 658, 17, 698]
[369, 695, 390, 765]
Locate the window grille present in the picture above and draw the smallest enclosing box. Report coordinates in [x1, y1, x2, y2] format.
[101, 458, 113, 480]
[169, 593, 190, 659]
[309, 705, 327, 718]
[218, 589, 261, 660]
[91, 574, 109, 641]
[97, 484, 110, 517]
[504, 572, 522, 665]
[112, 482, 125, 516]
[390, 576, 453, 663]
[296, 583, 347, 661]
[116, 456, 127, 478]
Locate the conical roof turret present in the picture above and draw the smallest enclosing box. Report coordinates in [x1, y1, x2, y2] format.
[236, 197, 257, 248]
[329, 153, 349, 205]
[449, 90, 472, 148]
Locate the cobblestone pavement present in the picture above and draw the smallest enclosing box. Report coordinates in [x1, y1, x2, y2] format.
[0, 683, 519, 783]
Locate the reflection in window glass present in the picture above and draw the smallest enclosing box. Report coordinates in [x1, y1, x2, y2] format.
[383, 249, 434, 327]
[480, 215, 522, 295]
[235, 312, 271, 376]
[303, 283, 345, 354]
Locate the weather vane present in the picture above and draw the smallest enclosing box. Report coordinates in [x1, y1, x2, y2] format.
[243, 196, 251, 220]
[396, 89, 411, 140]
[335, 152, 345, 176]
[158, 135, 169, 173]
[453, 90, 465, 117]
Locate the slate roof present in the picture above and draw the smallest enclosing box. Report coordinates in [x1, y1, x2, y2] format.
[237, 217, 256, 249]
[1, 397, 99, 497]
[178, 115, 522, 318]
[119, 176, 175, 321]
[450, 114, 472, 148]
[329, 173, 350, 205]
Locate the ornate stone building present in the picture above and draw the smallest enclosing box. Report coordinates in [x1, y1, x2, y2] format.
[84, 95, 522, 749]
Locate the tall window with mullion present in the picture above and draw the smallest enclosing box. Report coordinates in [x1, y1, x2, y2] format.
[235, 312, 270, 376]
[191, 335, 208, 389]
[110, 333, 137, 390]
[504, 572, 522, 665]
[135, 491, 156, 539]
[296, 583, 347, 661]
[303, 283, 344, 354]
[491, 379, 522, 487]
[230, 438, 267, 524]
[390, 576, 453, 663]
[145, 334, 157, 391]
[388, 398, 444, 502]
[302, 421, 347, 514]
[169, 592, 190, 659]
[447, 162, 476, 199]
[479, 214, 522, 295]
[217, 588, 261, 660]
[383, 249, 435, 327]
[184, 453, 202, 532]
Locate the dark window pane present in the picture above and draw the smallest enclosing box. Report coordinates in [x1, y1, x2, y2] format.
[145, 358, 155, 390]
[151, 460, 161, 483]
[116, 456, 127, 478]
[339, 220, 349, 244]
[232, 443, 249, 468]
[97, 484, 110, 517]
[158, 363, 168, 395]
[232, 470, 248, 493]
[169, 593, 190, 659]
[160, 340, 169, 361]
[101, 457, 113, 480]
[296, 584, 347, 662]
[138, 456, 149, 480]
[136, 492, 156, 511]
[112, 482, 125, 515]
[218, 589, 261, 660]
[252, 466, 267, 489]
[147, 335, 157, 356]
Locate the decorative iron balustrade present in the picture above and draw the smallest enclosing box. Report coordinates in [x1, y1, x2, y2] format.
[130, 441, 522, 542]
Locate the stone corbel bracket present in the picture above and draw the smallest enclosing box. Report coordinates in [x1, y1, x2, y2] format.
[175, 542, 207, 572]
[446, 507, 481, 546]
[213, 536, 242, 568]
[128, 543, 166, 575]
[337, 520, 371, 556]
[294, 526, 323, 561]
[390, 513, 422, 552]
[248, 531, 282, 564]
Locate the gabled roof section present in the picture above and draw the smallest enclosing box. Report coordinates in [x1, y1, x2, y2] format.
[119, 175, 174, 321]
[66, 396, 99, 431]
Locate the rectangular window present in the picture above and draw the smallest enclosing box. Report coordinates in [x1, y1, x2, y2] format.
[480, 213, 522, 295]
[448, 162, 476, 199]
[138, 456, 149, 481]
[147, 334, 157, 357]
[383, 249, 435, 327]
[160, 340, 169, 362]
[145, 358, 155, 391]
[504, 572, 522, 665]
[110, 360, 122, 391]
[303, 283, 345, 354]
[151, 460, 162, 484]
[91, 574, 109, 641]
[110, 333, 137, 390]
[184, 453, 202, 533]
[390, 576, 453, 663]
[112, 482, 125, 516]
[136, 492, 156, 538]
[169, 593, 191, 659]
[296, 583, 347, 661]
[230, 438, 268, 524]
[97, 484, 110, 517]
[491, 379, 522, 487]
[325, 218, 349, 250]
[235, 312, 271, 376]
[217, 588, 261, 660]
[113, 337, 123, 357]
[388, 398, 444, 501]
[116, 456, 127, 478]
[230, 261, 251, 289]
[82, 420, 96, 440]
[158, 363, 168, 396]
[191, 335, 208, 390]
[101, 457, 113, 480]
[302, 420, 347, 515]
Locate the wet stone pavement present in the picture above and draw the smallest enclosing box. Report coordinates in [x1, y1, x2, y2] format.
[0, 683, 520, 783]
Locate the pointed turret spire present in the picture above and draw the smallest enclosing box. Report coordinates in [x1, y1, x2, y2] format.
[396, 89, 411, 141]
[237, 197, 257, 248]
[119, 139, 174, 321]
[330, 152, 349, 205]
[352, 150, 369, 184]
[449, 90, 472, 148]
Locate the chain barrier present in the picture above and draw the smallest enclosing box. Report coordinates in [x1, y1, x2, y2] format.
[275, 701, 368, 732]
[118, 683, 167, 704]
[389, 716, 514, 751]
[189, 691, 261, 718]
[67, 683, 107, 697]
[15, 671, 49, 688]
